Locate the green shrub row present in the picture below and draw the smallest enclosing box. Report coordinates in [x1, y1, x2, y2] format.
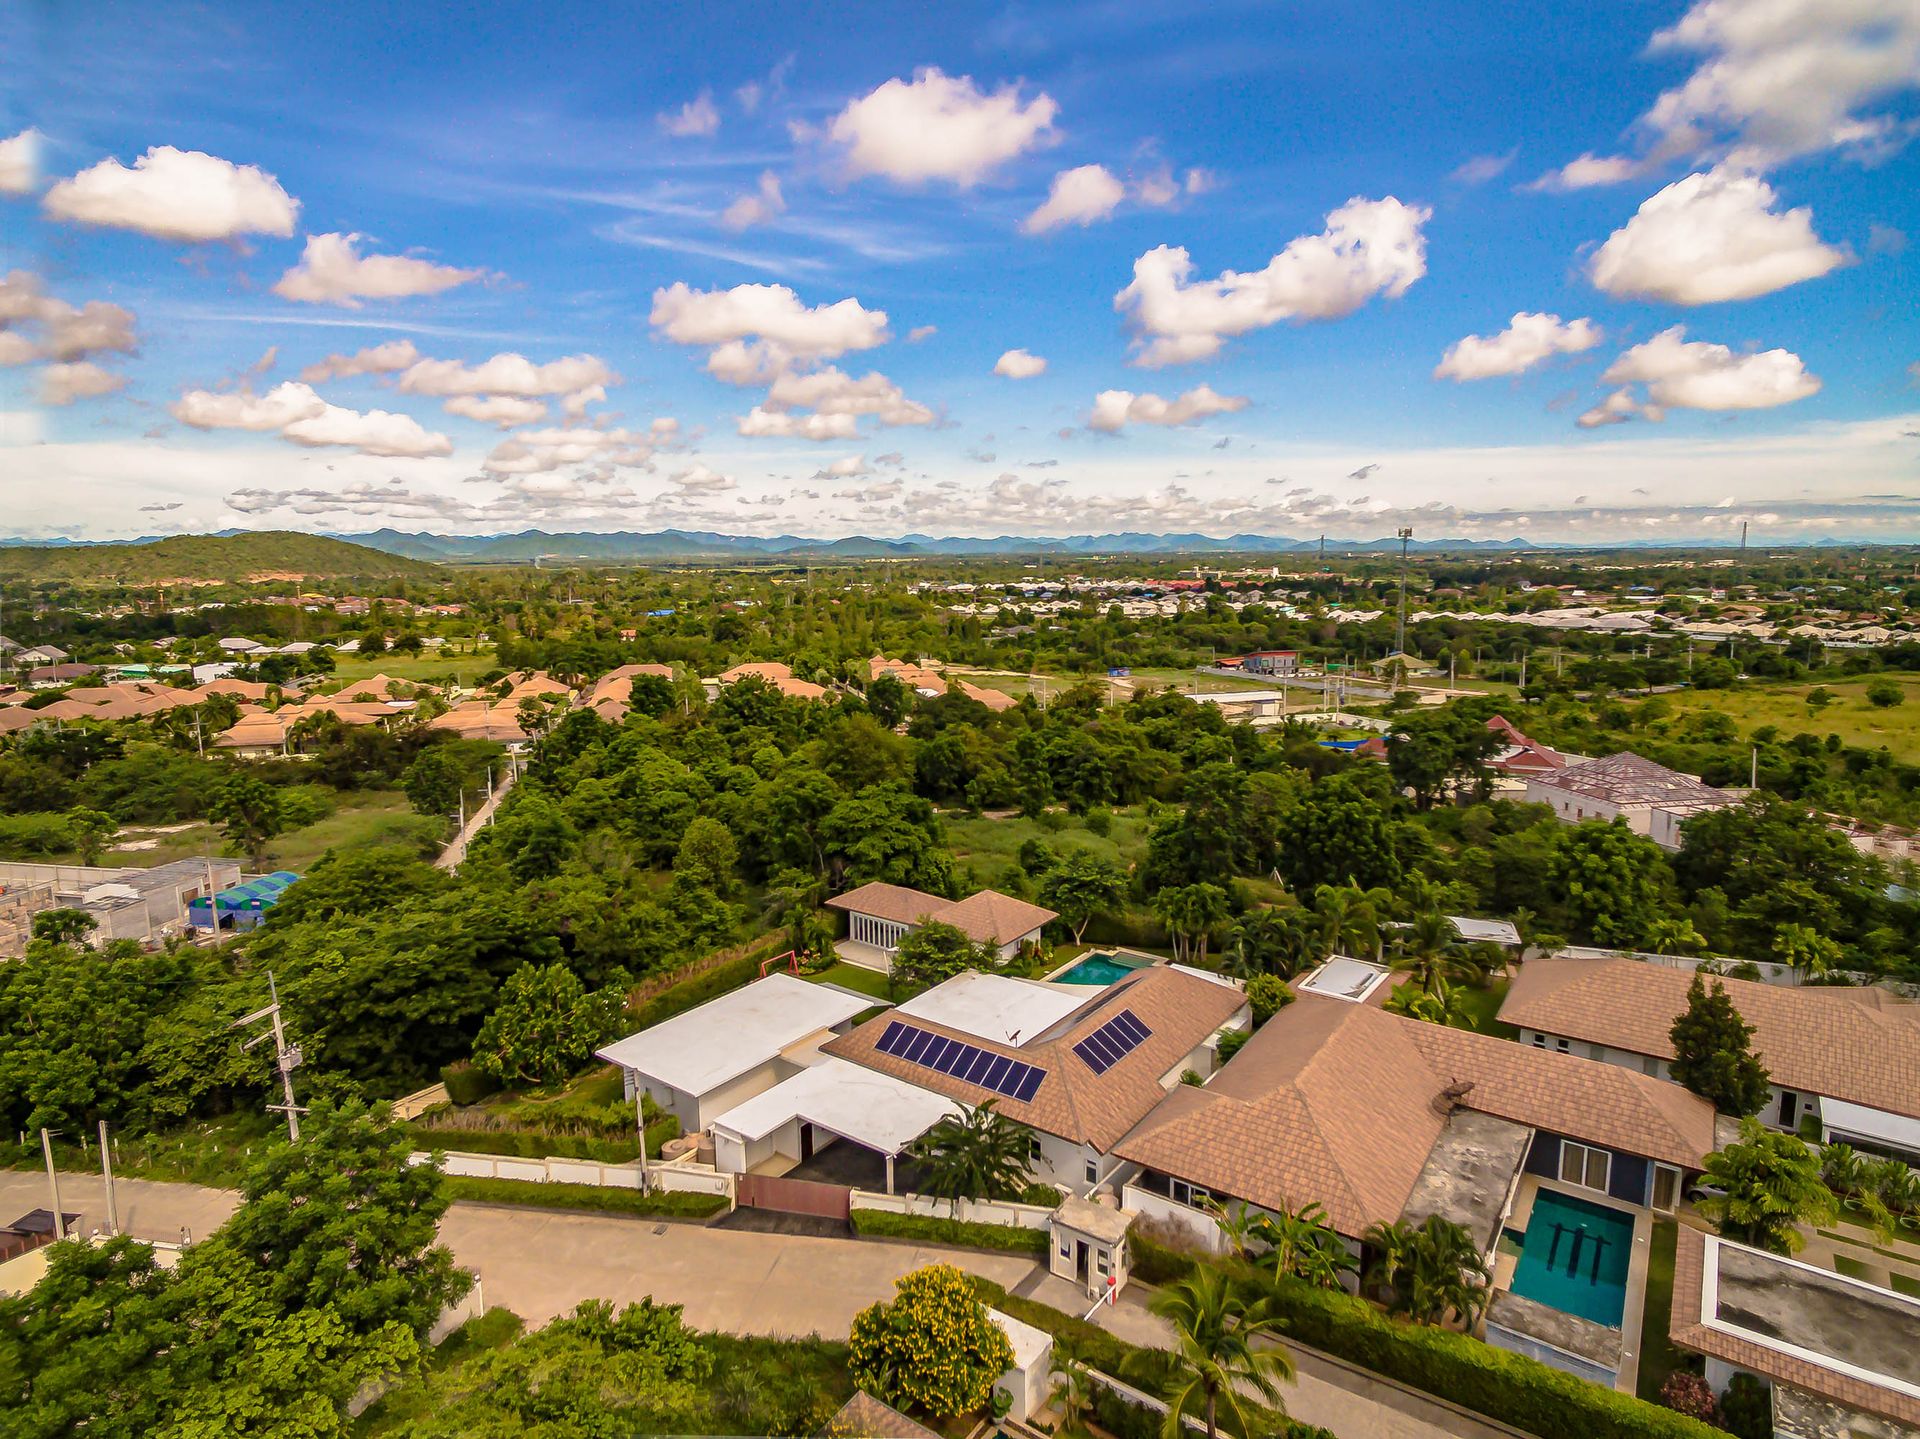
[438, 1060, 498, 1107]
[850, 1209, 1049, 1255]
[441, 1175, 728, 1219]
[408, 1125, 641, 1163]
[1128, 1230, 1203, 1286]
[625, 947, 771, 1031]
[1259, 1277, 1723, 1439]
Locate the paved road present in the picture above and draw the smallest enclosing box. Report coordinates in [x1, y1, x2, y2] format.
[435, 765, 517, 870]
[0, 1171, 1517, 1439]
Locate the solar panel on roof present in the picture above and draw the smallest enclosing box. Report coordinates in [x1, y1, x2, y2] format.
[1073, 1008, 1154, 1074]
[868, 1021, 1045, 1101]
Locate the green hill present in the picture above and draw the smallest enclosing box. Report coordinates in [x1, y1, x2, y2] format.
[0, 532, 441, 585]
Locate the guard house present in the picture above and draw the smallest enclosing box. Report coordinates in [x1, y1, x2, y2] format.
[1048, 1193, 1135, 1300]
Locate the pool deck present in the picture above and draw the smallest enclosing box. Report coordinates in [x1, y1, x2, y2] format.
[1490, 1175, 1651, 1394]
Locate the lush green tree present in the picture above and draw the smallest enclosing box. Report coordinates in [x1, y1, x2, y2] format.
[1274, 773, 1402, 893]
[1669, 974, 1772, 1117]
[1645, 917, 1707, 957]
[848, 1264, 1015, 1419]
[905, 1099, 1036, 1210]
[1771, 922, 1842, 981]
[1542, 819, 1674, 948]
[64, 806, 118, 864]
[1388, 910, 1464, 995]
[29, 907, 96, 947]
[1038, 850, 1129, 943]
[672, 815, 739, 894]
[1225, 905, 1319, 979]
[210, 773, 288, 866]
[1865, 678, 1904, 708]
[1152, 882, 1230, 964]
[1130, 1267, 1293, 1439]
[472, 963, 622, 1087]
[1310, 883, 1382, 962]
[402, 748, 464, 817]
[1673, 796, 1885, 956]
[1361, 1215, 1492, 1325]
[891, 920, 992, 987]
[819, 783, 959, 894]
[1697, 1118, 1837, 1254]
[865, 672, 911, 728]
[1244, 974, 1293, 1024]
[1385, 705, 1501, 810]
[1249, 1202, 1357, 1290]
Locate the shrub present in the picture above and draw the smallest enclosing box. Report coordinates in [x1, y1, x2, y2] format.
[1717, 1374, 1770, 1439]
[626, 947, 768, 1030]
[849, 1264, 1014, 1418]
[1246, 974, 1295, 1024]
[1021, 1182, 1064, 1207]
[850, 1209, 1048, 1255]
[1260, 1276, 1723, 1439]
[440, 1175, 726, 1218]
[1216, 1028, 1250, 1063]
[440, 1060, 499, 1107]
[1658, 1373, 1717, 1424]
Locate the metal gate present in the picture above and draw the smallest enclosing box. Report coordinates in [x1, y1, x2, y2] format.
[734, 1173, 852, 1220]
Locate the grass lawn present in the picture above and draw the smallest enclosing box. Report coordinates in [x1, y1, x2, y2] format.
[1634, 1219, 1694, 1404]
[4, 1110, 276, 1189]
[942, 806, 1151, 888]
[804, 962, 899, 1001]
[326, 645, 496, 688]
[1651, 673, 1920, 762]
[1450, 977, 1516, 1038]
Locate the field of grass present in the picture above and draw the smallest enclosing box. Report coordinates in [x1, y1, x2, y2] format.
[1649, 673, 1920, 761]
[326, 644, 496, 688]
[74, 789, 440, 872]
[804, 961, 898, 1000]
[942, 806, 1152, 888]
[1450, 977, 1515, 1039]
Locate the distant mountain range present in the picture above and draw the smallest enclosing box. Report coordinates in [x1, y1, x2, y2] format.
[0, 532, 437, 583]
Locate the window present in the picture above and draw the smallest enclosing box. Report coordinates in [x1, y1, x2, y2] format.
[1170, 1178, 1211, 1209]
[1059, 1238, 1072, 1258]
[1531, 1033, 1547, 1049]
[1085, 1159, 1099, 1185]
[1559, 1140, 1610, 1193]
[1651, 1164, 1680, 1213]
[1030, 1136, 1043, 1160]
[1554, 1037, 1571, 1054]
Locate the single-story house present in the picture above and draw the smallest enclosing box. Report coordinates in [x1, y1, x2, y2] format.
[1524, 751, 1738, 849]
[15, 645, 69, 665]
[826, 881, 1057, 967]
[868, 654, 1017, 712]
[1240, 650, 1299, 676]
[1500, 958, 1920, 1162]
[825, 965, 1249, 1192]
[595, 973, 871, 1134]
[711, 661, 828, 701]
[27, 662, 98, 688]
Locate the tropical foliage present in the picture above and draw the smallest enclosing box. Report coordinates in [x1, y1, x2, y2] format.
[1132, 1267, 1294, 1439]
[1696, 1119, 1837, 1254]
[847, 1264, 1015, 1419]
[905, 1100, 1036, 1210]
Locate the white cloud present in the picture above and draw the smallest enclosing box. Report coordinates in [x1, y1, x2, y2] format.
[172, 381, 328, 432]
[560, 385, 604, 420]
[659, 91, 721, 138]
[651, 280, 889, 361]
[1600, 326, 1821, 412]
[0, 332, 35, 366]
[282, 404, 452, 457]
[1589, 168, 1848, 304]
[813, 455, 869, 480]
[1087, 384, 1249, 431]
[1451, 149, 1517, 185]
[1434, 312, 1602, 381]
[170, 378, 451, 456]
[1135, 167, 1179, 207]
[300, 340, 421, 382]
[720, 171, 786, 232]
[764, 365, 934, 426]
[39, 361, 127, 406]
[704, 338, 792, 386]
[1022, 164, 1124, 234]
[1644, 0, 1920, 168]
[444, 394, 548, 428]
[994, 348, 1047, 379]
[737, 407, 862, 440]
[41, 300, 138, 361]
[1114, 196, 1430, 366]
[271, 232, 487, 307]
[0, 270, 46, 324]
[1577, 388, 1661, 429]
[907, 325, 937, 343]
[826, 67, 1058, 187]
[1528, 153, 1644, 191]
[0, 274, 138, 367]
[44, 146, 298, 242]
[668, 462, 735, 492]
[0, 129, 39, 195]
[481, 420, 676, 475]
[398, 352, 619, 398]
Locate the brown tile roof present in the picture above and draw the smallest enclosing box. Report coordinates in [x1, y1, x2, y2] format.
[428, 702, 529, 743]
[825, 966, 1246, 1151]
[333, 673, 417, 699]
[1500, 959, 1920, 1120]
[826, 883, 1057, 946]
[720, 661, 793, 683]
[828, 1391, 942, 1439]
[1114, 996, 1714, 1240]
[197, 678, 272, 700]
[1670, 1226, 1920, 1428]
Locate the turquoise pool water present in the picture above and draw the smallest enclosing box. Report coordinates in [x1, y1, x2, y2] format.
[1055, 954, 1146, 986]
[1509, 1189, 1633, 1328]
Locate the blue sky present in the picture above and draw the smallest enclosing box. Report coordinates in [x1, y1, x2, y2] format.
[1, 0, 1916, 543]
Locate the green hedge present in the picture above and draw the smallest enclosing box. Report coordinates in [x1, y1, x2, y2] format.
[441, 1175, 727, 1218]
[409, 1125, 639, 1163]
[1260, 1278, 1722, 1439]
[439, 1060, 498, 1107]
[626, 948, 769, 1030]
[1129, 1230, 1203, 1286]
[850, 1209, 1048, 1255]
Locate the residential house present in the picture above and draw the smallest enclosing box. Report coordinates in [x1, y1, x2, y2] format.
[1240, 650, 1299, 676]
[595, 973, 871, 1134]
[15, 645, 69, 665]
[1524, 751, 1738, 848]
[823, 965, 1249, 1192]
[577, 662, 674, 723]
[27, 662, 98, 688]
[1499, 958, 1920, 1162]
[826, 881, 1056, 968]
[712, 660, 828, 701]
[427, 702, 531, 746]
[868, 654, 1017, 712]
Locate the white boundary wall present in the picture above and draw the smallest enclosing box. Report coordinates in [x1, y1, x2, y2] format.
[409, 1150, 734, 1200]
[851, 1189, 1053, 1229]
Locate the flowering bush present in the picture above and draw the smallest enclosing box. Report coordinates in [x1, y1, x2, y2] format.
[1658, 1372, 1718, 1424]
[847, 1264, 1015, 1418]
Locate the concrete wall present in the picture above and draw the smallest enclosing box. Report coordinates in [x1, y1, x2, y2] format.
[852, 1190, 1053, 1229]
[623, 1055, 800, 1136]
[1121, 1182, 1228, 1254]
[416, 1149, 734, 1200]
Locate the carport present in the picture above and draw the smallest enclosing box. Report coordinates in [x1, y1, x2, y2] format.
[710, 1058, 960, 1193]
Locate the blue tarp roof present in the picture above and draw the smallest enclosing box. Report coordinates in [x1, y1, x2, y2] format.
[190, 871, 299, 914]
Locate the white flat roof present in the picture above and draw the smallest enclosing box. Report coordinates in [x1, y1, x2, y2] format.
[1297, 956, 1392, 1003]
[893, 970, 1088, 1046]
[989, 1308, 1054, 1371]
[595, 974, 870, 1098]
[709, 1056, 959, 1156]
[1821, 1097, 1920, 1156]
[1187, 690, 1288, 704]
[1450, 916, 1522, 946]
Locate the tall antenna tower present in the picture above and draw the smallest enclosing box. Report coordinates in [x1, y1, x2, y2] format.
[233, 972, 306, 1141]
[1740, 520, 1748, 553]
[1394, 527, 1414, 658]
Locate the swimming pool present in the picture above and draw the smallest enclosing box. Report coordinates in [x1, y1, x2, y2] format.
[1508, 1189, 1633, 1328]
[1054, 954, 1148, 986]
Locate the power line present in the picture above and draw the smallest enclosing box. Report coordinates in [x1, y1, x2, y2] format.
[232, 971, 307, 1142]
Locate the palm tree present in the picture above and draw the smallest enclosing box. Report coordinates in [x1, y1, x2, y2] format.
[1207, 1199, 1263, 1262]
[1130, 1267, 1294, 1439]
[1390, 911, 1460, 996]
[904, 1099, 1035, 1214]
[1251, 1202, 1357, 1290]
[1050, 1355, 1095, 1438]
[1696, 1118, 1837, 1254]
[1363, 1216, 1490, 1325]
[1311, 884, 1378, 961]
[1646, 917, 1707, 957]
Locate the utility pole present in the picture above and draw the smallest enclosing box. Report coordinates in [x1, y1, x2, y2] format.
[233, 972, 306, 1142]
[40, 1129, 64, 1240]
[1394, 527, 1413, 660]
[99, 1119, 118, 1236]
